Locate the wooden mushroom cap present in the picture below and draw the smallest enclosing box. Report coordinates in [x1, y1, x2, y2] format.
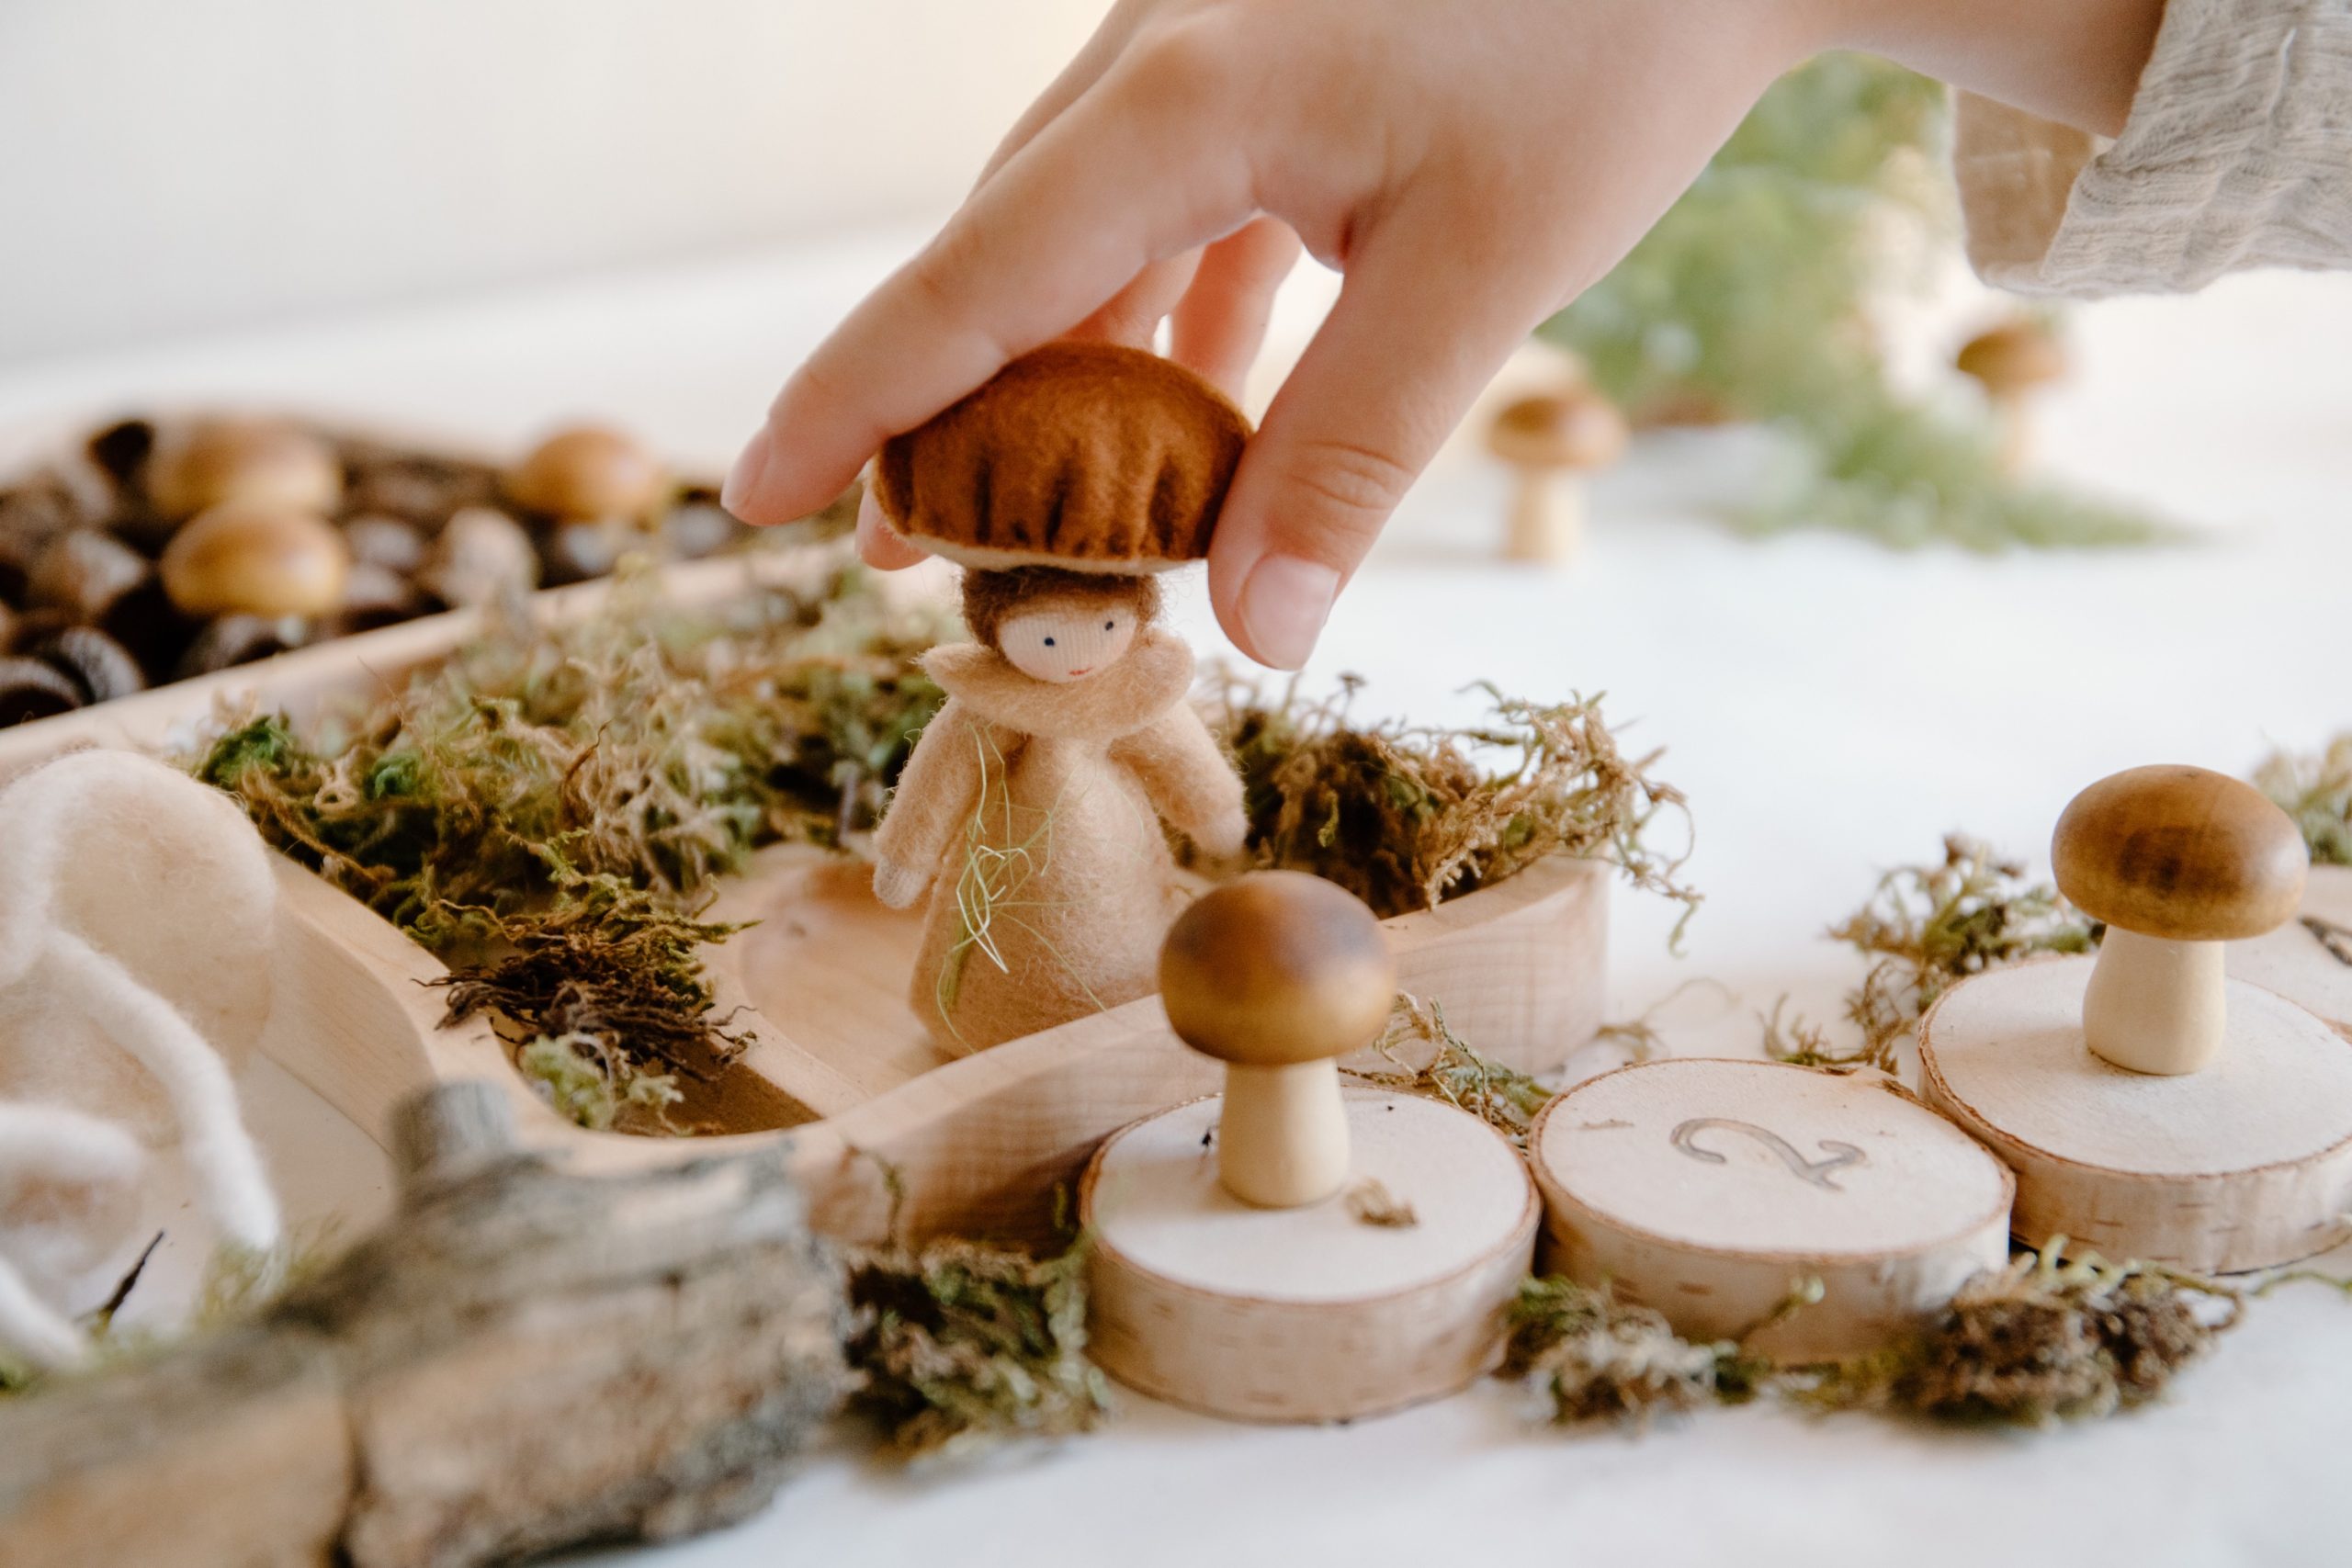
[1487, 389, 1628, 472]
[146, 419, 344, 520]
[874, 342, 1251, 573]
[504, 425, 669, 521]
[160, 500, 350, 618]
[1954, 322, 2067, 398]
[2052, 764, 2307, 942]
[1159, 871, 1396, 1067]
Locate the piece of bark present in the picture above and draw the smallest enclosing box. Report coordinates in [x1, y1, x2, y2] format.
[0, 1082, 850, 1568]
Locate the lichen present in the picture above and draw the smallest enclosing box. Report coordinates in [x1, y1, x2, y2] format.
[1348, 992, 1557, 1145]
[1505, 1276, 1751, 1425]
[1207, 674, 1699, 931]
[2254, 734, 2352, 865]
[1830, 834, 2097, 1059]
[844, 1231, 1113, 1460]
[1800, 1241, 2240, 1423]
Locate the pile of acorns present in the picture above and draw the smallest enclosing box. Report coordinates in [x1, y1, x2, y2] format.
[0, 415, 760, 729]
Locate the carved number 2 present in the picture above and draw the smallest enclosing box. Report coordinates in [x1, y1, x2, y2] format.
[1670, 1118, 1866, 1192]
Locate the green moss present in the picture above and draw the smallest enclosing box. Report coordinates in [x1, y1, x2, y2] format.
[1540, 53, 2170, 550]
[2255, 735, 2352, 865]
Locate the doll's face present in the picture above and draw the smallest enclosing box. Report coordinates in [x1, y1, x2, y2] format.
[999, 597, 1140, 683]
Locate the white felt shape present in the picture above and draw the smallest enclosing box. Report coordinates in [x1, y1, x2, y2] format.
[0, 1101, 146, 1370]
[0, 750, 282, 1256]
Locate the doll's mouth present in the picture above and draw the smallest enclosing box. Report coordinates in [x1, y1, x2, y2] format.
[1069, 666, 1092, 677]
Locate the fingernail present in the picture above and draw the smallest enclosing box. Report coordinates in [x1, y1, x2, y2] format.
[721, 427, 774, 519]
[1238, 554, 1340, 671]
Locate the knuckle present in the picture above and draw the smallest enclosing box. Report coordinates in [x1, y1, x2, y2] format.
[1121, 19, 1238, 123]
[1283, 436, 1416, 531]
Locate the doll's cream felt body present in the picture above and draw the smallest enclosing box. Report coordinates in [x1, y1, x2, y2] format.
[874, 569, 1245, 1052]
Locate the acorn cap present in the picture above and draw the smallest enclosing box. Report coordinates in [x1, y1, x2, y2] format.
[505, 425, 669, 521]
[873, 342, 1251, 573]
[1487, 389, 1628, 471]
[147, 419, 344, 520]
[1955, 322, 2067, 398]
[2052, 764, 2308, 942]
[160, 501, 350, 618]
[1159, 871, 1396, 1067]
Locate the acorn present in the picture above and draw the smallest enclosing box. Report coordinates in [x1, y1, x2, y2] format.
[0, 656, 85, 727]
[27, 529, 152, 623]
[29, 626, 146, 705]
[342, 513, 429, 575]
[418, 507, 538, 608]
[146, 418, 345, 519]
[161, 501, 351, 618]
[175, 614, 306, 679]
[504, 426, 668, 522]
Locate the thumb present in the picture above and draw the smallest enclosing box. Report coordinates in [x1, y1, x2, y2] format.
[1206, 209, 1567, 671]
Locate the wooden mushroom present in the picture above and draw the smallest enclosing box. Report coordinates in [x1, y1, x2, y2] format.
[2053, 765, 2308, 1076]
[1159, 871, 1396, 1207]
[160, 500, 351, 619]
[1486, 387, 1627, 565]
[1955, 320, 2066, 473]
[1921, 762, 2352, 1271]
[505, 425, 669, 523]
[146, 419, 344, 520]
[1082, 883, 1538, 1421]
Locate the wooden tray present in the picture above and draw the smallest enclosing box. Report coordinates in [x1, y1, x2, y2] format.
[0, 546, 1611, 1248]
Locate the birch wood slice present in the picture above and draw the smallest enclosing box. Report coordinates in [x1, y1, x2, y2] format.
[1529, 1059, 2012, 1360]
[2228, 863, 2352, 1039]
[1920, 955, 2352, 1271]
[1080, 1089, 1537, 1423]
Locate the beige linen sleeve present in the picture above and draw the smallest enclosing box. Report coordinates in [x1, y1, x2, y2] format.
[1954, 0, 2352, 294]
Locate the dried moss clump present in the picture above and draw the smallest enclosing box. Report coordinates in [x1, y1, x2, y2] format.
[1210, 675, 1698, 929]
[2255, 734, 2352, 866]
[1505, 1276, 1747, 1425]
[845, 1232, 1113, 1460]
[189, 565, 947, 1131]
[1348, 992, 1557, 1145]
[1805, 1243, 2240, 1423]
[1831, 835, 2096, 1060]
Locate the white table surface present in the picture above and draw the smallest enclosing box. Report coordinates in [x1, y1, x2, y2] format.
[8, 226, 2352, 1568]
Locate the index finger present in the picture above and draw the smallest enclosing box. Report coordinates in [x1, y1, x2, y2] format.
[725, 49, 1259, 526]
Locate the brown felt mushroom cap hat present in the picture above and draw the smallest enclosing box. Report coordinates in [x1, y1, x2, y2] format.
[2052, 764, 2308, 942]
[1159, 871, 1396, 1068]
[873, 342, 1251, 573]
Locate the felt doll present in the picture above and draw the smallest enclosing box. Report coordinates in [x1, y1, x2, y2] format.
[868, 343, 1253, 1052]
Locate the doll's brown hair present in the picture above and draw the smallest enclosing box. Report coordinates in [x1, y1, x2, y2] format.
[961, 566, 1160, 653]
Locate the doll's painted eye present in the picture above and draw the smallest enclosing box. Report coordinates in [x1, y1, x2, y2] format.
[1043, 637, 1056, 648]
[1104, 620, 1114, 630]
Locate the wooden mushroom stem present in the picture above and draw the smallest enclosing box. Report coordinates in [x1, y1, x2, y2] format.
[1504, 467, 1586, 565]
[2083, 927, 2227, 1077]
[1218, 1060, 1350, 1209]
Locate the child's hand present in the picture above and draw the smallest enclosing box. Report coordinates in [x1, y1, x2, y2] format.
[725, 0, 2159, 670]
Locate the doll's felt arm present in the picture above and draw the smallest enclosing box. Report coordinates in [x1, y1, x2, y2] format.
[872, 699, 990, 905]
[1118, 704, 1249, 859]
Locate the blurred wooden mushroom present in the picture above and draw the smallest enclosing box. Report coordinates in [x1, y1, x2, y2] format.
[146, 419, 344, 520]
[161, 501, 351, 619]
[1486, 386, 1628, 565]
[1159, 871, 1397, 1208]
[504, 425, 669, 523]
[1955, 319, 2067, 473]
[418, 507, 538, 608]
